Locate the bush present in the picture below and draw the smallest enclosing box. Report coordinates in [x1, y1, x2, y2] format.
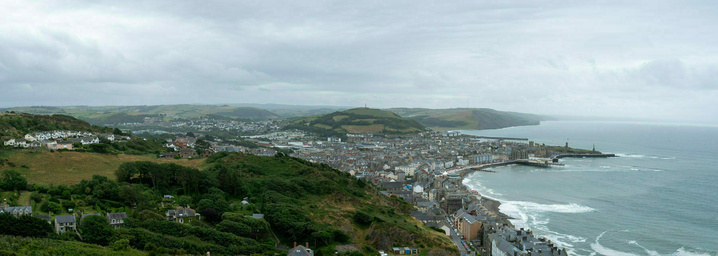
[78, 215, 114, 246]
[1, 170, 27, 191]
[40, 201, 61, 213]
[353, 211, 373, 226]
[0, 213, 53, 237]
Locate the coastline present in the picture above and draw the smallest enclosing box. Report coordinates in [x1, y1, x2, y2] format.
[458, 165, 516, 228]
[480, 196, 514, 227]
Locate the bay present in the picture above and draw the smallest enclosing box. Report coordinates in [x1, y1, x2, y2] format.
[461, 121, 718, 256]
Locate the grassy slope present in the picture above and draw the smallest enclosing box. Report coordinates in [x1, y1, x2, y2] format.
[0, 151, 204, 186]
[213, 153, 455, 254]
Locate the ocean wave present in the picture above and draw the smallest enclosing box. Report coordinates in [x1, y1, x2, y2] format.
[502, 201, 595, 213]
[616, 153, 646, 158]
[631, 240, 713, 256]
[591, 231, 640, 256]
[591, 231, 713, 256]
[462, 177, 503, 198]
[648, 156, 677, 160]
[498, 201, 593, 252]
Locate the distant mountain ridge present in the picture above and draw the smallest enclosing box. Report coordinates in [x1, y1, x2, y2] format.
[1, 105, 549, 130]
[1, 105, 280, 125]
[285, 108, 425, 138]
[389, 108, 547, 130]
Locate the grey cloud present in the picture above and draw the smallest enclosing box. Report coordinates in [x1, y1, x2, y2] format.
[1, 0, 717, 123]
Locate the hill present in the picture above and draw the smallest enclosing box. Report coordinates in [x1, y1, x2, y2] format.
[0, 113, 113, 141]
[175, 152, 457, 254]
[228, 103, 351, 118]
[285, 108, 425, 138]
[1, 152, 456, 255]
[389, 108, 546, 130]
[3, 105, 279, 124]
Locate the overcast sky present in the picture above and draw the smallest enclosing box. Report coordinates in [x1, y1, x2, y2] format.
[1, 1, 717, 123]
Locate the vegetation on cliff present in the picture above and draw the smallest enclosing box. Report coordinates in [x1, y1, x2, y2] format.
[0, 152, 455, 255]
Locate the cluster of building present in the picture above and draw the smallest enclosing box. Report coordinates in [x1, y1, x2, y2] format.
[160, 134, 281, 159]
[1, 200, 128, 234]
[122, 116, 282, 136]
[2, 131, 128, 150]
[264, 131, 571, 256]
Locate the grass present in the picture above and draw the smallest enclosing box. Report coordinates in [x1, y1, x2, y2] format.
[0, 151, 204, 186]
[332, 115, 349, 122]
[343, 108, 398, 118]
[17, 191, 31, 205]
[313, 124, 333, 129]
[341, 124, 385, 133]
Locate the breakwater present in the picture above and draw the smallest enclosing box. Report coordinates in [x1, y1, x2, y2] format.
[551, 153, 616, 160]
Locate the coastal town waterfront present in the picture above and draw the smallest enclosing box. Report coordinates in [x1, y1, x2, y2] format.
[463, 121, 718, 256]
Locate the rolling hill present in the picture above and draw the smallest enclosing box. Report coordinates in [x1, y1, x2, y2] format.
[285, 108, 425, 138]
[2, 105, 279, 124]
[389, 108, 547, 130]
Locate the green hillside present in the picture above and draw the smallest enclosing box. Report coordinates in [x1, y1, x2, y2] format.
[0, 113, 113, 140]
[389, 108, 545, 130]
[206, 153, 456, 254]
[285, 108, 425, 138]
[0, 152, 455, 255]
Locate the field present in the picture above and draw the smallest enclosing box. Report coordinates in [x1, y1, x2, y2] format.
[342, 108, 399, 118]
[0, 151, 204, 186]
[341, 124, 385, 133]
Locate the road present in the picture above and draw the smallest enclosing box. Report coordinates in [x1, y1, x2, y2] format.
[445, 217, 471, 256]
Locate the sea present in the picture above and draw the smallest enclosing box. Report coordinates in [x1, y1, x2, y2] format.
[460, 121, 718, 256]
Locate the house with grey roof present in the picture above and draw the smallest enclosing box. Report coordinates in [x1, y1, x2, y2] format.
[287, 244, 314, 256]
[54, 215, 77, 233]
[34, 214, 51, 224]
[1, 202, 32, 217]
[107, 212, 128, 229]
[166, 206, 200, 223]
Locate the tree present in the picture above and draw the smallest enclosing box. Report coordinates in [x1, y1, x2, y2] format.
[1, 170, 27, 191]
[40, 201, 61, 213]
[30, 192, 43, 203]
[177, 196, 192, 207]
[0, 213, 53, 237]
[353, 211, 373, 226]
[61, 200, 76, 211]
[79, 215, 114, 246]
[195, 139, 211, 152]
[113, 128, 124, 135]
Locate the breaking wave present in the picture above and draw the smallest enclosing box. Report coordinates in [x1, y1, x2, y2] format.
[591, 231, 713, 256]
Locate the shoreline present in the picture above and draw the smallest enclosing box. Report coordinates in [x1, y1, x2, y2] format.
[458, 165, 516, 228]
[455, 154, 617, 229]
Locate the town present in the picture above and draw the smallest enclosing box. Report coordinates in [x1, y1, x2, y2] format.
[1, 123, 607, 256]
